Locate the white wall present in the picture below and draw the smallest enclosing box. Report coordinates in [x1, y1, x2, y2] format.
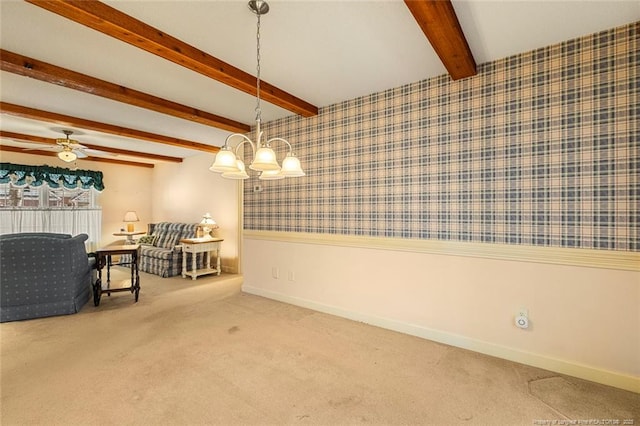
[151, 153, 240, 272]
[243, 237, 640, 392]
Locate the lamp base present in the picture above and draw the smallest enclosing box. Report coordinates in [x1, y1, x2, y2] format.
[127, 223, 134, 232]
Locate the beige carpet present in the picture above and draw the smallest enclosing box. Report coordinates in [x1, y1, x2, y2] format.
[1, 269, 638, 425]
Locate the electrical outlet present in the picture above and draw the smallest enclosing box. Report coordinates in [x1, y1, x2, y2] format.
[288, 270, 295, 282]
[515, 309, 529, 329]
[271, 267, 279, 279]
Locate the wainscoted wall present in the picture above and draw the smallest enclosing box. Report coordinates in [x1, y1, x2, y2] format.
[245, 22, 638, 251]
[242, 22, 640, 392]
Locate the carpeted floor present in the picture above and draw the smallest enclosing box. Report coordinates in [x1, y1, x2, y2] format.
[1, 269, 638, 425]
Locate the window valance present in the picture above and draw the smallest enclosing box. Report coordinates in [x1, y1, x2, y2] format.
[0, 163, 105, 191]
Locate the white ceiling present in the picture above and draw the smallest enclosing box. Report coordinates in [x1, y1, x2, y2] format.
[1, 0, 639, 164]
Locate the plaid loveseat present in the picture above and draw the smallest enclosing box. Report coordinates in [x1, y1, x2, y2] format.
[139, 222, 205, 278]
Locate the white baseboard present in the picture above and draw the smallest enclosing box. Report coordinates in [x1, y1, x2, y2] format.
[242, 284, 639, 394]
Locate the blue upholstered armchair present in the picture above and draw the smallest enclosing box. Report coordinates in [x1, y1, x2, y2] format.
[0, 233, 94, 322]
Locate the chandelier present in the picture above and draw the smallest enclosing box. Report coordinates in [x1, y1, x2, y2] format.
[209, 0, 305, 180]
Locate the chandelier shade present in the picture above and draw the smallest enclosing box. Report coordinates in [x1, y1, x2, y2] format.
[209, 146, 239, 173]
[209, 0, 305, 181]
[222, 159, 250, 180]
[280, 153, 306, 177]
[250, 146, 280, 171]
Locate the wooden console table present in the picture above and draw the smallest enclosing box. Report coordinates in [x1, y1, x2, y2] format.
[94, 244, 141, 306]
[180, 238, 223, 280]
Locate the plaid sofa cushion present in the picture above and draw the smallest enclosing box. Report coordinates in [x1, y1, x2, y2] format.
[140, 245, 173, 261]
[152, 223, 197, 249]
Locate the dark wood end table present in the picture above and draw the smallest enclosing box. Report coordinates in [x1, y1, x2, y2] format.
[94, 244, 141, 306]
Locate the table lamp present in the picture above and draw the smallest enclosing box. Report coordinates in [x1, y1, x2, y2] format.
[123, 211, 139, 232]
[200, 213, 218, 239]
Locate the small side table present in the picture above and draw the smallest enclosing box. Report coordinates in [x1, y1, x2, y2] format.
[113, 231, 146, 244]
[180, 237, 223, 280]
[94, 244, 141, 306]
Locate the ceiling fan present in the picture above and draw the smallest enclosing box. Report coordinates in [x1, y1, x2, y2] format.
[54, 130, 89, 162]
[10, 129, 115, 163]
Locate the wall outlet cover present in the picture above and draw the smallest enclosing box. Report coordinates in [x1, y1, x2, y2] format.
[515, 314, 529, 329]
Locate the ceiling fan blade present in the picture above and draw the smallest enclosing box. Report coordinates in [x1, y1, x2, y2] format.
[68, 142, 88, 149]
[74, 150, 89, 158]
[23, 146, 61, 152]
[15, 142, 61, 152]
[83, 148, 118, 157]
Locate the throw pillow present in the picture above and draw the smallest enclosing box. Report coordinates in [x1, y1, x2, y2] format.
[138, 235, 156, 246]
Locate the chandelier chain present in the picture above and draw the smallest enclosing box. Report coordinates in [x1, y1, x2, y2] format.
[255, 11, 262, 123]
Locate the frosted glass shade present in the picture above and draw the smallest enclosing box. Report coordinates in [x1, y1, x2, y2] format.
[280, 154, 305, 177]
[209, 147, 238, 173]
[249, 146, 280, 171]
[58, 150, 77, 162]
[222, 159, 250, 180]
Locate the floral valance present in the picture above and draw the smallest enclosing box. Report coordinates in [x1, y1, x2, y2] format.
[0, 163, 105, 191]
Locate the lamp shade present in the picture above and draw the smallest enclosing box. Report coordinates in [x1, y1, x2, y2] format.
[200, 213, 217, 226]
[123, 211, 139, 222]
[209, 147, 239, 173]
[250, 146, 280, 171]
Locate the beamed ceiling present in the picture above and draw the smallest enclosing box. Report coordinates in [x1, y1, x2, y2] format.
[1, 0, 638, 168]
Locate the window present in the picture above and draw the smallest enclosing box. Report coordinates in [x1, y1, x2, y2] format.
[0, 183, 98, 209]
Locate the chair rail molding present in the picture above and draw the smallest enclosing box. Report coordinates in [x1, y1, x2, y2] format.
[243, 230, 640, 272]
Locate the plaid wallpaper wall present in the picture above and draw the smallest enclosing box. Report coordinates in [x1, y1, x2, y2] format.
[244, 22, 639, 251]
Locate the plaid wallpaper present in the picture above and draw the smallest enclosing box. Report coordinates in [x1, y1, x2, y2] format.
[244, 22, 639, 251]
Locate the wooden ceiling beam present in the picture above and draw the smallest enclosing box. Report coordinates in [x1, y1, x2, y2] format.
[404, 0, 476, 80]
[26, 0, 319, 118]
[0, 144, 154, 168]
[0, 130, 183, 163]
[0, 49, 249, 134]
[0, 102, 220, 154]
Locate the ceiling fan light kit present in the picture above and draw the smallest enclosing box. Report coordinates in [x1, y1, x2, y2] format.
[57, 148, 77, 162]
[56, 129, 81, 162]
[209, 0, 305, 181]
